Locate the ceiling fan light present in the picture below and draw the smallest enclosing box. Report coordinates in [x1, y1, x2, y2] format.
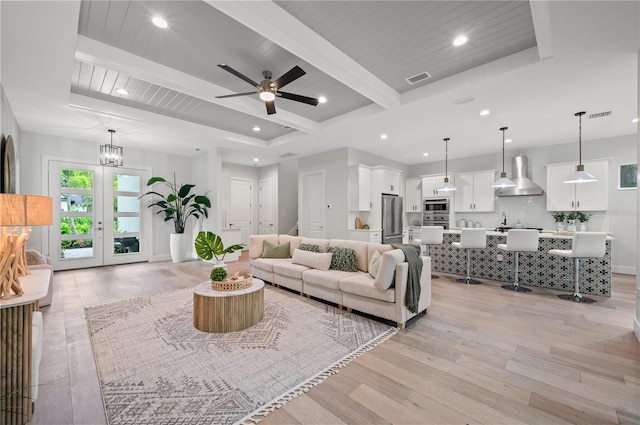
[259, 91, 275, 101]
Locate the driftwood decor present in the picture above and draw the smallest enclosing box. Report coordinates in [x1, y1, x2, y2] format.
[0, 228, 31, 298]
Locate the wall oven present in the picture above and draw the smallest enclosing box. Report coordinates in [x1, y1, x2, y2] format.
[423, 199, 450, 229]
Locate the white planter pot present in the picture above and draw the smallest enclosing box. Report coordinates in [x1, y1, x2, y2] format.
[579, 223, 587, 232]
[170, 233, 186, 263]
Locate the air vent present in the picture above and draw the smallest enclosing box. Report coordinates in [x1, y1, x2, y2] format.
[406, 71, 431, 85]
[282, 125, 292, 129]
[453, 96, 475, 105]
[279, 152, 296, 158]
[588, 111, 612, 119]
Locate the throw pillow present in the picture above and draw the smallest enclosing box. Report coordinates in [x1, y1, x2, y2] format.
[298, 243, 321, 253]
[292, 249, 332, 271]
[327, 246, 358, 272]
[262, 240, 291, 258]
[374, 249, 405, 291]
[369, 250, 382, 278]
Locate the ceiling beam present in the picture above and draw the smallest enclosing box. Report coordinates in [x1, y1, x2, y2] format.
[207, 1, 401, 110]
[530, 1, 554, 61]
[75, 36, 319, 134]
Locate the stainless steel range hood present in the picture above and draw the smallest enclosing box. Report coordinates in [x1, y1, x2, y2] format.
[496, 155, 544, 196]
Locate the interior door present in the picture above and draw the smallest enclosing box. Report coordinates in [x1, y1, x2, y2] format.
[259, 178, 275, 234]
[229, 178, 252, 246]
[49, 160, 148, 270]
[300, 171, 325, 238]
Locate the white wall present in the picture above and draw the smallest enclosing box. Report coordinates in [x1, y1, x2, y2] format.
[408, 134, 637, 274]
[20, 131, 194, 260]
[277, 159, 298, 234]
[1, 86, 21, 193]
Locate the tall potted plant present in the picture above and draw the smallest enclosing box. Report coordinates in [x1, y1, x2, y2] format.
[139, 174, 211, 262]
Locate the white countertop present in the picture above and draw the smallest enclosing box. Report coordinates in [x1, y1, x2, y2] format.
[446, 229, 614, 240]
[349, 228, 382, 232]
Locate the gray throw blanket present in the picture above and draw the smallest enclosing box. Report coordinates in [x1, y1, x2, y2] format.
[391, 243, 422, 313]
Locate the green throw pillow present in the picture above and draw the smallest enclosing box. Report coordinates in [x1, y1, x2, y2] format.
[327, 246, 358, 272]
[262, 240, 291, 258]
[298, 243, 321, 253]
[369, 250, 382, 278]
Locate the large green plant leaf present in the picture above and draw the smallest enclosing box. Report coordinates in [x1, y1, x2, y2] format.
[194, 231, 243, 261]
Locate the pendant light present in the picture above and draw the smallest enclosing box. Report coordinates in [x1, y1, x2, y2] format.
[100, 129, 123, 167]
[437, 138, 457, 191]
[492, 126, 516, 188]
[563, 111, 596, 183]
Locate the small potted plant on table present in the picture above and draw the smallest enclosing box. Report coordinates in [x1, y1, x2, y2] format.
[195, 231, 251, 291]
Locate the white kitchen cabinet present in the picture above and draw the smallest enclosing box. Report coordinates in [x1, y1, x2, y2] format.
[402, 227, 409, 244]
[454, 170, 496, 212]
[348, 165, 372, 211]
[421, 175, 451, 198]
[546, 160, 609, 211]
[378, 167, 401, 195]
[404, 178, 422, 212]
[409, 226, 422, 243]
[348, 229, 382, 244]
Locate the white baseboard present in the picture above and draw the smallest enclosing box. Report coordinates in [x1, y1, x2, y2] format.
[612, 265, 636, 275]
[634, 318, 640, 343]
[149, 254, 172, 262]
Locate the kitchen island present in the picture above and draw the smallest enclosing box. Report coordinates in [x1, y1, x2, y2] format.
[428, 230, 612, 297]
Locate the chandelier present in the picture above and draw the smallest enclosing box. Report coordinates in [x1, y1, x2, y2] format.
[100, 129, 123, 167]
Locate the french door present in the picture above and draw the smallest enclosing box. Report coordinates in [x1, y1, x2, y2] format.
[48, 160, 149, 270]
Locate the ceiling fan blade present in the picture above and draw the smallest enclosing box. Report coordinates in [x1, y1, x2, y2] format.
[278, 91, 319, 106]
[215, 92, 256, 99]
[265, 100, 276, 115]
[272, 66, 306, 89]
[218, 64, 260, 88]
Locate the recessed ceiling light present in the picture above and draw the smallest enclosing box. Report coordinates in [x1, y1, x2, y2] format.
[453, 35, 468, 46]
[253, 158, 259, 162]
[380, 134, 388, 140]
[479, 109, 490, 116]
[505, 139, 512, 143]
[115, 88, 129, 95]
[152, 16, 168, 29]
[252, 126, 260, 132]
[423, 152, 429, 157]
[632, 118, 639, 123]
[318, 96, 327, 104]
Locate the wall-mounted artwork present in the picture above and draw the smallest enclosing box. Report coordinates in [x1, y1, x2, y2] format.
[1, 135, 16, 193]
[618, 163, 637, 190]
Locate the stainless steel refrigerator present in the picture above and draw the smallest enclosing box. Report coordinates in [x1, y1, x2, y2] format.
[382, 194, 403, 245]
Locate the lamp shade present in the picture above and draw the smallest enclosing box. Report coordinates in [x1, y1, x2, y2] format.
[563, 164, 598, 184]
[492, 173, 517, 188]
[0, 194, 26, 225]
[0, 194, 53, 226]
[437, 177, 457, 191]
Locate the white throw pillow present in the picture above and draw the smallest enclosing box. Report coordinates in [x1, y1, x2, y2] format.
[374, 249, 405, 291]
[369, 250, 382, 278]
[292, 249, 333, 271]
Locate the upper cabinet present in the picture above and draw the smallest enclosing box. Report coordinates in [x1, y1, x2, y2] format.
[405, 178, 422, 212]
[454, 170, 496, 212]
[421, 175, 451, 198]
[546, 160, 609, 211]
[348, 165, 372, 211]
[379, 167, 401, 195]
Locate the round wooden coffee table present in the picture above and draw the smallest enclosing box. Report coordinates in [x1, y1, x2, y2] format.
[193, 278, 264, 333]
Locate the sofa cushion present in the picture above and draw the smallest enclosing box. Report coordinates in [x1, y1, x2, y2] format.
[249, 234, 279, 259]
[291, 249, 332, 271]
[263, 240, 291, 258]
[340, 273, 395, 303]
[302, 269, 358, 290]
[329, 239, 369, 272]
[301, 238, 330, 252]
[374, 249, 405, 291]
[367, 243, 394, 266]
[279, 235, 302, 256]
[252, 257, 292, 273]
[273, 260, 311, 279]
[298, 243, 320, 252]
[369, 250, 382, 278]
[327, 246, 358, 272]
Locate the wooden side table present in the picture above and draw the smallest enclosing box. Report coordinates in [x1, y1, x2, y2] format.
[1, 269, 50, 425]
[193, 278, 264, 333]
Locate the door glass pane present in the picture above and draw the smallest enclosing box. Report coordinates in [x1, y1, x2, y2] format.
[114, 217, 140, 234]
[61, 239, 93, 259]
[60, 194, 93, 212]
[60, 217, 94, 235]
[60, 169, 93, 189]
[113, 174, 140, 192]
[113, 196, 140, 213]
[114, 237, 140, 254]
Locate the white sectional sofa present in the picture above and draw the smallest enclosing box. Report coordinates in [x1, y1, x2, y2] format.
[249, 234, 431, 329]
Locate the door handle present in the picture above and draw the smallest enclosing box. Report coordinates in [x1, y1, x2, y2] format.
[97, 227, 103, 231]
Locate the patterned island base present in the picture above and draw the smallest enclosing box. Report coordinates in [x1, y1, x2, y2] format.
[429, 231, 611, 297]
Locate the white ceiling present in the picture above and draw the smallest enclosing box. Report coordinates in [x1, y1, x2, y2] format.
[1, 1, 638, 168]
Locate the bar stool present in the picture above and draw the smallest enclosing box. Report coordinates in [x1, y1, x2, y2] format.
[421, 226, 444, 279]
[549, 232, 607, 303]
[497, 229, 539, 293]
[451, 228, 486, 284]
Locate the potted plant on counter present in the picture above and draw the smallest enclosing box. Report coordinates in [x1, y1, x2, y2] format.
[576, 211, 592, 231]
[566, 211, 578, 232]
[552, 212, 566, 232]
[139, 174, 211, 263]
[194, 231, 244, 269]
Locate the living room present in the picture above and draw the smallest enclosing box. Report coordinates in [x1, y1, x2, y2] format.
[1, 1, 639, 424]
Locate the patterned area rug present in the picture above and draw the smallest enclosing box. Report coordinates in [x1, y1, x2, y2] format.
[85, 286, 396, 425]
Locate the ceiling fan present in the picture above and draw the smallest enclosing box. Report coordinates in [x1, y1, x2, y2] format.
[216, 64, 319, 115]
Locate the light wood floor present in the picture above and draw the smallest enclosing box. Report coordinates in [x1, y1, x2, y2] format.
[32, 253, 640, 425]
